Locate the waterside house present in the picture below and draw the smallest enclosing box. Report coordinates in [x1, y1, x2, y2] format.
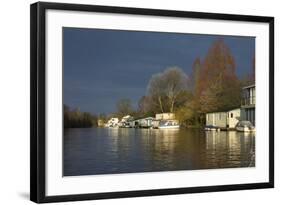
[126, 117, 155, 128]
[155, 113, 175, 120]
[138, 117, 155, 128]
[205, 84, 256, 129]
[206, 108, 241, 130]
[241, 84, 255, 125]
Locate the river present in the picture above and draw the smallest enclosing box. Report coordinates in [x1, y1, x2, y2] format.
[63, 128, 255, 176]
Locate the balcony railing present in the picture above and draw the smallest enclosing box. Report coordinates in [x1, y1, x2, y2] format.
[241, 96, 255, 106]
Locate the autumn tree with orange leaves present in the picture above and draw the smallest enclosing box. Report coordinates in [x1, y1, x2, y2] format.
[196, 39, 241, 114]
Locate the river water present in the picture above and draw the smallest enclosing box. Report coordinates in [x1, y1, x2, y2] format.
[64, 128, 255, 176]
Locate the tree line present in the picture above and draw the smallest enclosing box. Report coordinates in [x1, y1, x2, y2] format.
[64, 105, 98, 128]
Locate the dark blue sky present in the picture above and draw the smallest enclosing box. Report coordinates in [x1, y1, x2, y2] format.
[63, 27, 255, 114]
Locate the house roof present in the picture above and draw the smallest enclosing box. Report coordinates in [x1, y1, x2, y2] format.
[206, 107, 240, 114]
[139, 117, 155, 120]
[130, 116, 155, 121]
[155, 113, 174, 115]
[242, 84, 255, 89]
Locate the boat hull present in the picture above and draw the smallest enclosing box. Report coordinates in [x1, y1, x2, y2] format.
[236, 126, 255, 132]
[158, 125, 180, 129]
[205, 128, 220, 131]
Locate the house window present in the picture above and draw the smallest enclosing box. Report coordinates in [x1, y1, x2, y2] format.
[231, 113, 233, 118]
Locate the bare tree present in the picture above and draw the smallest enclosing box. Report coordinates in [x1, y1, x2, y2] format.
[138, 96, 150, 114]
[116, 98, 133, 117]
[147, 73, 166, 113]
[163, 67, 189, 112]
[147, 67, 189, 113]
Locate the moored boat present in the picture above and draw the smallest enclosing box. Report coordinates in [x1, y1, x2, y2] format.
[158, 120, 179, 129]
[236, 121, 255, 132]
[204, 125, 220, 131]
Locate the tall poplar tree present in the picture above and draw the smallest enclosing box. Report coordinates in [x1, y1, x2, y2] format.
[198, 39, 241, 113]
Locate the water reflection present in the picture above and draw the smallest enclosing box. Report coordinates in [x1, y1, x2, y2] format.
[64, 128, 255, 176]
[204, 131, 255, 168]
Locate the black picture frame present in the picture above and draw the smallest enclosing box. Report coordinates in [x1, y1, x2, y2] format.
[30, 1, 274, 203]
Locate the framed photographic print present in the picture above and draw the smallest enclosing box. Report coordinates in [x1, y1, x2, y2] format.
[30, 1, 274, 203]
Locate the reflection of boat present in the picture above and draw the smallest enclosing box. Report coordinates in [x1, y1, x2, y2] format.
[118, 122, 132, 128]
[204, 125, 220, 131]
[236, 121, 255, 132]
[158, 120, 179, 129]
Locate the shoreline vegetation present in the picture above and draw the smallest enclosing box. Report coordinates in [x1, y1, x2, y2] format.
[64, 39, 255, 129]
[63, 105, 98, 128]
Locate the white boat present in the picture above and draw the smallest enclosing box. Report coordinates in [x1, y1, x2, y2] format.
[204, 125, 220, 131]
[158, 120, 180, 129]
[159, 125, 180, 129]
[236, 121, 255, 132]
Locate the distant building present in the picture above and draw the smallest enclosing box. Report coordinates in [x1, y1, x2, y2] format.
[206, 108, 241, 129]
[241, 84, 255, 125]
[155, 113, 175, 120]
[128, 120, 136, 128]
[128, 117, 155, 128]
[138, 117, 155, 128]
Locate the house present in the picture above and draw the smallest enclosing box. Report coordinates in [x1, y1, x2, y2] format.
[129, 117, 155, 128]
[155, 113, 175, 120]
[241, 84, 255, 125]
[138, 117, 155, 128]
[206, 108, 241, 129]
[127, 118, 141, 128]
[128, 119, 137, 128]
